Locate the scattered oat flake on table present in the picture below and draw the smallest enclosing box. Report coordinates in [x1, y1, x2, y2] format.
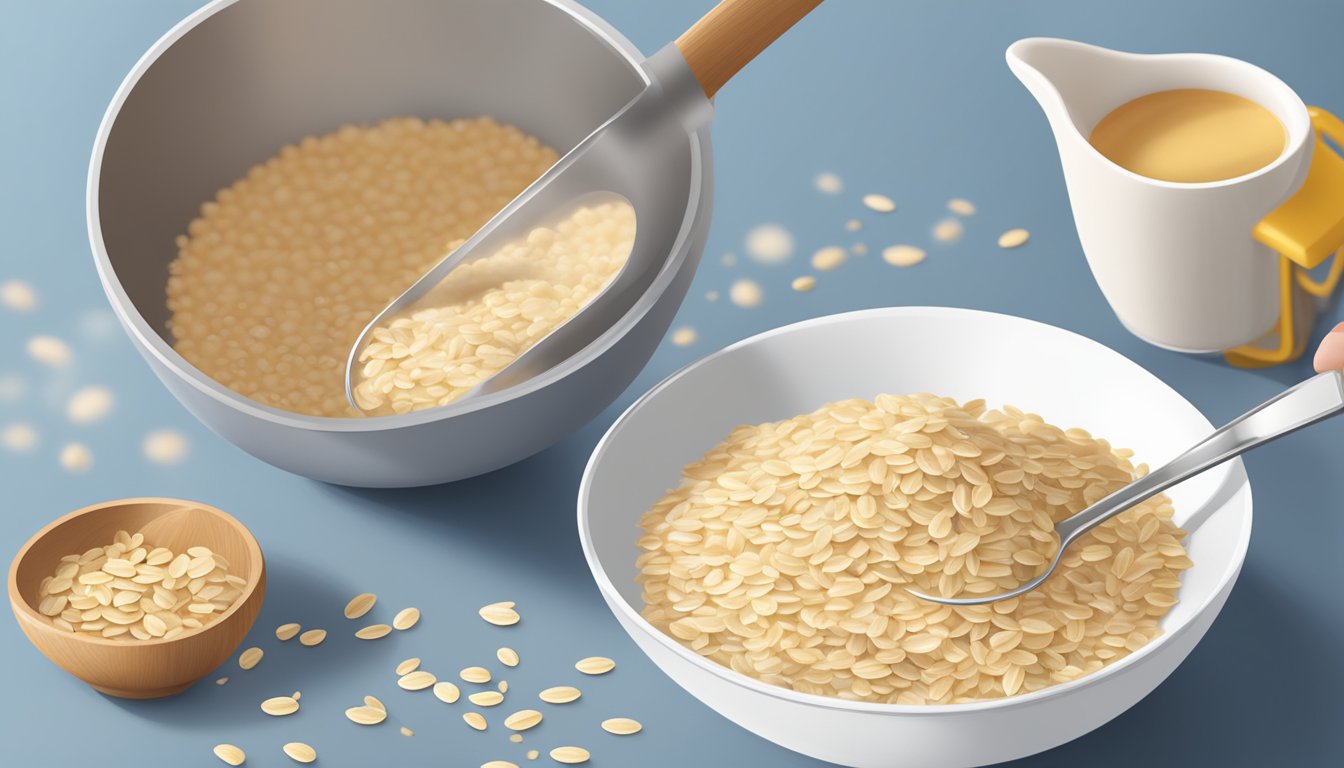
[810, 246, 846, 272]
[26, 335, 72, 367]
[948, 198, 977, 216]
[538, 686, 581, 704]
[601, 718, 642, 735]
[261, 695, 300, 716]
[791, 276, 816, 293]
[527, 750, 539, 761]
[355, 623, 392, 640]
[499, 680, 509, 693]
[299, 629, 326, 646]
[397, 657, 421, 675]
[434, 681, 461, 703]
[3, 423, 37, 452]
[344, 592, 376, 619]
[814, 172, 843, 195]
[393, 606, 420, 630]
[932, 217, 963, 243]
[213, 744, 246, 766]
[1, 280, 37, 312]
[463, 712, 488, 731]
[283, 742, 317, 764]
[469, 691, 504, 707]
[550, 747, 591, 764]
[670, 327, 697, 347]
[510, 734, 524, 743]
[882, 245, 927, 267]
[479, 601, 520, 626]
[276, 623, 301, 641]
[575, 656, 615, 675]
[497, 647, 519, 667]
[143, 429, 189, 464]
[292, 691, 302, 700]
[59, 442, 92, 473]
[399, 670, 438, 690]
[744, 224, 794, 264]
[66, 386, 114, 424]
[845, 218, 862, 232]
[504, 709, 543, 731]
[364, 695, 387, 712]
[461, 666, 492, 684]
[851, 242, 868, 255]
[215, 677, 229, 686]
[861, 193, 896, 213]
[999, 228, 1031, 248]
[346, 705, 387, 725]
[238, 646, 263, 671]
[729, 279, 763, 308]
[484, 762, 520, 768]
[400, 726, 414, 736]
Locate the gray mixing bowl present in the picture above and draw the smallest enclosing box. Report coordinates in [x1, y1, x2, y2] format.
[87, 0, 712, 487]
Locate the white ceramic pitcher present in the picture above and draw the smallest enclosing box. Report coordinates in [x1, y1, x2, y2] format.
[1007, 37, 1344, 355]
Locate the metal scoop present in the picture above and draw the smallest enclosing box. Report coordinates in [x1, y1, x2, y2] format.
[909, 370, 1344, 606]
[346, 0, 825, 410]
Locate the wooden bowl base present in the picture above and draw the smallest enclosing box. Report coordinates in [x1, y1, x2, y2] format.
[90, 680, 197, 699]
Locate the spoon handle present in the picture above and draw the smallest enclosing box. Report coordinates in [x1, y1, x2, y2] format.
[676, 0, 824, 98]
[1055, 370, 1344, 544]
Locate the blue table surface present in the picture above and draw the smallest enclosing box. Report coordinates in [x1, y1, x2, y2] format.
[3, 1, 1342, 765]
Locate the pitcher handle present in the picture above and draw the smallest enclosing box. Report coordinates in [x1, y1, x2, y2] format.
[1227, 107, 1344, 368]
[1253, 106, 1344, 273]
[1293, 108, 1344, 297]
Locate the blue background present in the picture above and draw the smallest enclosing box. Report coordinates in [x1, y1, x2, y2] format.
[2, 0, 1341, 765]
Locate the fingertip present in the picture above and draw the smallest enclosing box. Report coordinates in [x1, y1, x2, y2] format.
[1313, 324, 1344, 372]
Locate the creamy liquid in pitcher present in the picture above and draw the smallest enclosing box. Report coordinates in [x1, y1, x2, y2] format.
[1089, 89, 1285, 183]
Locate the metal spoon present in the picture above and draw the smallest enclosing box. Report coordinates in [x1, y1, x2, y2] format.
[345, 0, 825, 410]
[909, 370, 1344, 606]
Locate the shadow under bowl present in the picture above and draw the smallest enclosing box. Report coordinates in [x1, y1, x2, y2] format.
[8, 498, 266, 699]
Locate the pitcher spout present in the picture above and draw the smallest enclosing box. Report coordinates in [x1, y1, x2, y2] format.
[1006, 38, 1139, 142]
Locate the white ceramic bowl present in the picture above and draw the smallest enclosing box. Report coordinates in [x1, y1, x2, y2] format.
[579, 307, 1252, 768]
[87, 0, 711, 487]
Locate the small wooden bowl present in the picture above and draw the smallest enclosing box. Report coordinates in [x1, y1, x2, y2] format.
[8, 498, 265, 698]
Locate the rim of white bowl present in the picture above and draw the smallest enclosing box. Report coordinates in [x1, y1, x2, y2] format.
[85, 0, 712, 433]
[578, 306, 1253, 715]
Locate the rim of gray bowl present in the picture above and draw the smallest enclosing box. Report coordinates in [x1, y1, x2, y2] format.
[578, 306, 1254, 716]
[85, 0, 712, 433]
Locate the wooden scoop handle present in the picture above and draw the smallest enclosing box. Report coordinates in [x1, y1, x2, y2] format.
[675, 0, 824, 99]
